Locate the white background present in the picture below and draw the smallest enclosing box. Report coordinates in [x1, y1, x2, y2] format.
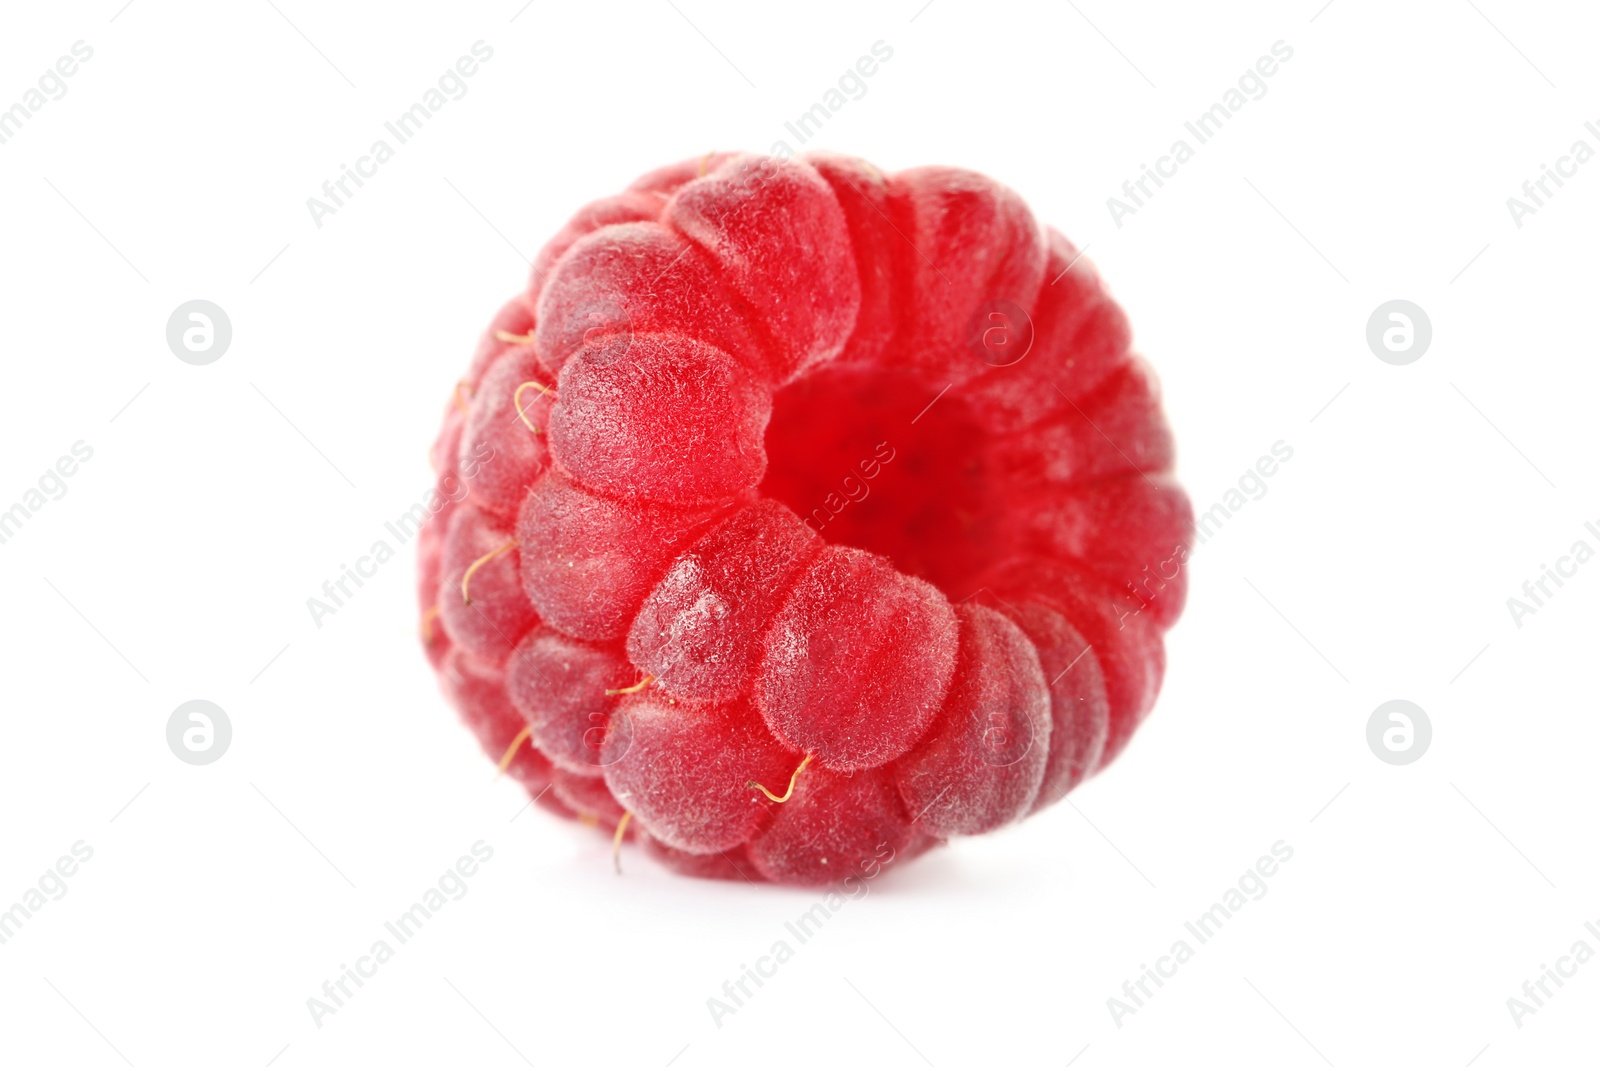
[1, 1, 1596, 1065]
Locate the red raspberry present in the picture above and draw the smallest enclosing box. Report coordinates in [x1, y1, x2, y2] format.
[421, 152, 1191, 886]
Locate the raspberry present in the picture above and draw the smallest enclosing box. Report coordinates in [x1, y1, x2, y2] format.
[549, 334, 771, 505]
[758, 544, 958, 771]
[435, 504, 535, 662]
[536, 222, 768, 382]
[602, 692, 794, 854]
[455, 347, 552, 520]
[436, 649, 557, 805]
[893, 603, 1051, 836]
[504, 629, 633, 776]
[516, 472, 738, 642]
[666, 155, 859, 383]
[627, 500, 820, 702]
[887, 165, 1047, 386]
[421, 153, 1191, 886]
[745, 763, 917, 886]
[635, 831, 765, 883]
